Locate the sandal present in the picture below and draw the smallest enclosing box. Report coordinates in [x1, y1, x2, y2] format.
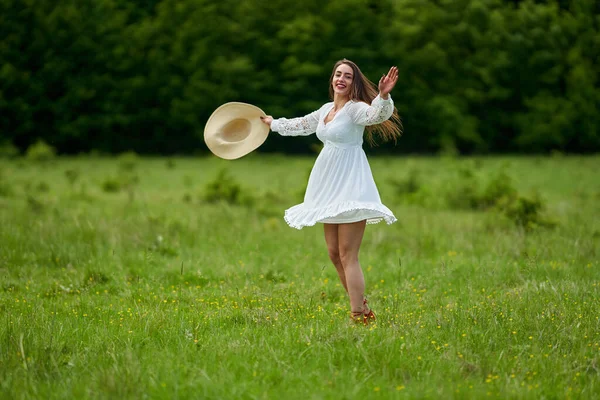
[349, 298, 376, 326]
[350, 311, 368, 325]
[363, 298, 376, 323]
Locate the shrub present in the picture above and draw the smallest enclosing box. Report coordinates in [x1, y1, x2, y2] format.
[101, 173, 139, 195]
[496, 193, 556, 230]
[503, 195, 543, 227]
[101, 177, 122, 193]
[25, 140, 56, 162]
[118, 151, 139, 172]
[479, 171, 518, 209]
[444, 168, 519, 211]
[202, 168, 254, 206]
[442, 167, 556, 229]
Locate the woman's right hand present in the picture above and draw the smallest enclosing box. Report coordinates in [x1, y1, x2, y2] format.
[260, 115, 273, 126]
[378, 66, 398, 99]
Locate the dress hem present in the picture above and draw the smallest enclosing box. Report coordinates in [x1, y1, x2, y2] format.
[283, 201, 397, 230]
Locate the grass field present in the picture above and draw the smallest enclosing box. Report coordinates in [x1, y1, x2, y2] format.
[1, 154, 599, 399]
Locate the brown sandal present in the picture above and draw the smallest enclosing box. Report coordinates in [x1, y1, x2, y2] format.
[350, 311, 366, 324]
[349, 298, 376, 325]
[363, 298, 376, 323]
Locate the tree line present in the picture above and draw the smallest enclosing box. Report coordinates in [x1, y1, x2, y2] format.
[1, 0, 599, 155]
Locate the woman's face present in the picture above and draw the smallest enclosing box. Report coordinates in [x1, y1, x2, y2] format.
[331, 63, 354, 98]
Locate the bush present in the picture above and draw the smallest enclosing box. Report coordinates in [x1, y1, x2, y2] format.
[502, 195, 543, 227]
[441, 167, 556, 229]
[101, 177, 122, 193]
[479, 171, 518, 209]
[444, 168, 519, 211]
[101, 173, 139, 196]
[496, 193, 556, 230]
[118, 151, 139, 172]
[202, 169, 254, 206]
[25, 140, 56, 162]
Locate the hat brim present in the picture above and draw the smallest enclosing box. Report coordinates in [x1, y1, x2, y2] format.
[204, 102, 270, 160]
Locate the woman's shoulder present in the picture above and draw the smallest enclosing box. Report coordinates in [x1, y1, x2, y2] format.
[314, 101, 333, 114]
[348, 99, 369, 107]
[346, 99, 369, 111]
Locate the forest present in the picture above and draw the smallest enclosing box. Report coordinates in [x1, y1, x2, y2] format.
[1, 0, 599, 155]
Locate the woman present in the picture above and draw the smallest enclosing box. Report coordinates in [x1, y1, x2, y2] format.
[260, 59, 401, 324]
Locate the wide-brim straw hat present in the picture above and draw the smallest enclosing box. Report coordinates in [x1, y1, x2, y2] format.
[204, 102, 269, 160]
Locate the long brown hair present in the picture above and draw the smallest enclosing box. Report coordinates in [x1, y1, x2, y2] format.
[328, 59, 403, 145]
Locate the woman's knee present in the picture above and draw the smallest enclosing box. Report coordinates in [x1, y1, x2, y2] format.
[328, 247, 341, 265]
[339, 246, 358, 266]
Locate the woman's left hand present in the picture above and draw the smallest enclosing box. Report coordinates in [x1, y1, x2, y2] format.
[378, 66, 398, 99]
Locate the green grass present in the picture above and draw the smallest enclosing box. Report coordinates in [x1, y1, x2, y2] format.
[1, 154, 599, 399]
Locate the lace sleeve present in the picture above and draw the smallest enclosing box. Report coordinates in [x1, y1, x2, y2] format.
[271, 108, 321, 136]
[347, 95, 394, 126]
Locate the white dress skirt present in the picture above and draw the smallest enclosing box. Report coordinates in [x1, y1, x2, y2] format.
[270, 95, 397, 230]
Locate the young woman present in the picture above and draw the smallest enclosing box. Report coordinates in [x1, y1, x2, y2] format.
[260, 59, 401, 324]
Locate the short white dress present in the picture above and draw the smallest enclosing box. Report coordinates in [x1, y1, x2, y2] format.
[271, 94, 397, 230]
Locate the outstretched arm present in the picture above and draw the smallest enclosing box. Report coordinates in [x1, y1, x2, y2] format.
[260, 109, 321, 136]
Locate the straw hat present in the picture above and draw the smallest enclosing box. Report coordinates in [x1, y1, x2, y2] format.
[204, 102, 270, 160]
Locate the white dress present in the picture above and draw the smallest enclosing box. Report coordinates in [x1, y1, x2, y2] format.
[271, 94, 397, 230]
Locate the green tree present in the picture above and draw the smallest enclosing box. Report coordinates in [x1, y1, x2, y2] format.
[0, 0, 598, 154]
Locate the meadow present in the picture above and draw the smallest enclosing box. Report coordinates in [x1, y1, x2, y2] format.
[0, 153, 599, 399]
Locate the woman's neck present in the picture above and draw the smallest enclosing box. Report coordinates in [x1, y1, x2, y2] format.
[333, 94, 350, 111]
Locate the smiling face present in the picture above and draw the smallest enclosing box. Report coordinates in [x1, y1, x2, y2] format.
[331, 63, 354, 98]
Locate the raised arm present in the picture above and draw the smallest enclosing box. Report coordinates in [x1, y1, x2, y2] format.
[347, 95, 395, 126]
[347, 66, 398, 126]
[261, 108, 321, 137]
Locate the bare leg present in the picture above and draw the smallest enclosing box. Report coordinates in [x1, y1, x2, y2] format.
[338, 220, 367, 313]
[324, 223, 348, 293]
